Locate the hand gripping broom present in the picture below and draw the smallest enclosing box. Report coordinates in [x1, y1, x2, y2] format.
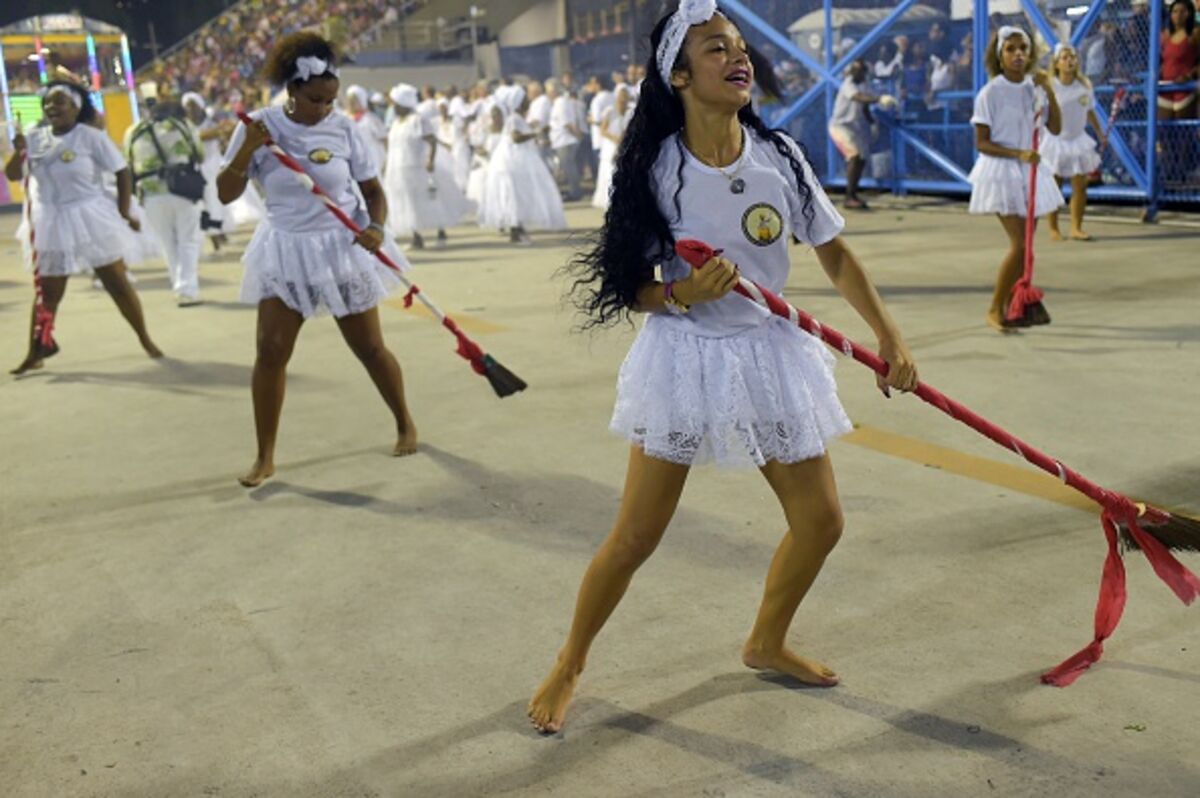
[235, 113, 526, 398]
[676, 239, 1199, 686]
[1006, 107, 1050, 327]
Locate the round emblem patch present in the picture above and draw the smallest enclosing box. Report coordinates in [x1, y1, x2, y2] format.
[741, 203, 783, 247]
[60, 150, 76, 163]
[308, 148, 333, 164]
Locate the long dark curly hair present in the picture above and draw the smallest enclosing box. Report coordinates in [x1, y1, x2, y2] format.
[566, 8, 818, 329]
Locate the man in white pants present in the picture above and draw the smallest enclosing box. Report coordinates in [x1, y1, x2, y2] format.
[126, 89, 205, 306]
[550, 86, 584, 201]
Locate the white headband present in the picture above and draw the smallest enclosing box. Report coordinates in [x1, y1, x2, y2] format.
[1053, 43, 1076, 59]
[291, 55, 338, 84]
[181, 92, 206, 110]
[44, 85, 83, 109]
[996, 26, 1031, 58]
[656, 0, 718, 89]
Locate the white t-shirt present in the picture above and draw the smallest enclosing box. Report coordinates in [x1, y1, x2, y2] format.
[416, 98, 439, 125]
[390, 113, 434, 168]
[526, 94, 552, 132]
[223, 106, 378, 233]
[1051, 77, 1094, 141]
[830, 77, 867, 129]
[971, 75, 1046, 151]
[25, 124, 126, 207]
[651, 127, 845, 337]
[549, 95, 581, 148]
[589, 89, 614, 149]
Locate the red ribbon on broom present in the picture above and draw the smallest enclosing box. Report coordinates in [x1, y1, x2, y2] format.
[676, 238, 1199, 686]
[1006, 109, 1050, 327]
[235, 112, 526, 398]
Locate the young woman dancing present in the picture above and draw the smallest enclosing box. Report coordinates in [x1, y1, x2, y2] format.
[5, 81, 161, 374]
[1040, 44, 1104, 241]
[528, 1, 919, 734]
[217, 33, 418, 487]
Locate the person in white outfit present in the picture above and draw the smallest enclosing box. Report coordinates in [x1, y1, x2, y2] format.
[467, 99, 503, 209]
[446, 94, 474, 192]
[5, 81, 161, 374]
[384, 83, 472, 249]
[182, 92, 235, 252]
[968, 26, 1063, 332]
[127, 89, 207, 306]
[592, 84, 632, 209]
[550, 87, 585, 200]
[479, 85, 567, 245]
[217, 33, 417, 487]
[588, 78, 615, 174]
[526, 80, 553, 163]
[1039, 44, 1105, 241]
[527, 7, 918, 735]
[827, 60, 884, 210]
[344, 84, 388, 174]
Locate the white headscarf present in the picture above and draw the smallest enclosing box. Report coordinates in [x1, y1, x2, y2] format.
[1052, 42, 1076, 60]
[656, 0, 718, 89]
[389, 83, 419, 110]
[345, 84, 369, 109]
[181, 92, 206, 111]
[44, 84, 83, 109]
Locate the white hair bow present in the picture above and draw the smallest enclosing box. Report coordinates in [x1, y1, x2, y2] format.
[996, 26, 1031, 58]
[656, 0, 719, 89]
[291, 55, 338, 84]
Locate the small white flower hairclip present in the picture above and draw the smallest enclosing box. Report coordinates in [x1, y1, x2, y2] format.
[291, 55, 338, 84]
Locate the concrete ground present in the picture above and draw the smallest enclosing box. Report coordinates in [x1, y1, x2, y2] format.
[1, 197, 1197, 798]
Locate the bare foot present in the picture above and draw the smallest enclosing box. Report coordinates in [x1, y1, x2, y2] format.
[238, 459, 275, 488]
[985, 311, 1018, 334]
[1048, 228, 1064, 242]
[10, 357, 44, 375]
[143, 340, 164, 359]
[742, 644, 839, 687]
[527, 659, 581, 734]
[1069, 230, 1093, 241]
[393, 415, 418, 457]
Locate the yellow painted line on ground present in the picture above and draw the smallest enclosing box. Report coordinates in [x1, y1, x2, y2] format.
[382, 299, 510, 334]
[842, 425, 1098, 513]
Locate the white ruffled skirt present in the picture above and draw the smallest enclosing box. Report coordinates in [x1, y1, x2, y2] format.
[592, 141, 616, 210]
[1039, 132, 1101, 178]
[479, 144, 566, 231]
[610, 314, 853, 468]
[240, 223, 407, 318]
[385, 163, 473, 235]
[968, 154, 1063, 217]
[21, 195, 141, 276]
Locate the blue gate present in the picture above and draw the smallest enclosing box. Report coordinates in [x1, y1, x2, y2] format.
[717, 0, 1199, 217]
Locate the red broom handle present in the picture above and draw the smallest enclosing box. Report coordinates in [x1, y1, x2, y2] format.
[1021, 124, 1039, 283]
[675, 241, 1149, 523]
[1098, 86, 1127, 157]
[235, 113, 490, 375]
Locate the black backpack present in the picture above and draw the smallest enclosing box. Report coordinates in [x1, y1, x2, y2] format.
[131, 117, 207, 202]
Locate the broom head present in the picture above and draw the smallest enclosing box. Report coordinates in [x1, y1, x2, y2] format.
[1118, 509, 1200, 554]
[482, 354, 527, 398]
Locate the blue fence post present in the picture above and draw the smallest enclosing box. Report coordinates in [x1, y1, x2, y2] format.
[1146, 1, 1161, 220]
[824, 0, 835, 186]
[1069, 0, 1108, 49]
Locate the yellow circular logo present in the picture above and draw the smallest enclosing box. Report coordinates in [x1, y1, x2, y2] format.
[308, 148, 333, 164]
[742, 203, 783, 247]
[1078, 96, 1089, 107]
[60, 150, 76, 163]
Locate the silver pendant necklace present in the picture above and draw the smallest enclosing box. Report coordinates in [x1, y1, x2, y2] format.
[711, 140, 746, 194]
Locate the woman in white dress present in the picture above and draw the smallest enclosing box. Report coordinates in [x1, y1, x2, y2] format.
[479, 85, 567, 245]
[383, 83, 472, 249]
[5, 81, 162, 374]
[1039, 44, 1104, 241]
[968, 27, 1063, 331]
[591, 85, 632, 209]
[467, 101, 503, 209]
[217, 33, 417, 487]
[446, 95, 474, 192]
[528, 5, 918, 734]
[344, 84, 388, 175]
